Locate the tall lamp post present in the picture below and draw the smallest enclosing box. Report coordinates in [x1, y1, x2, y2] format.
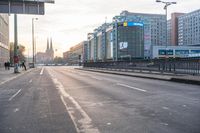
[14, 14, 19, 73]
[156, 0, 176, 71]
[156, 0, 176, 56]
[32, 18, 38, 68]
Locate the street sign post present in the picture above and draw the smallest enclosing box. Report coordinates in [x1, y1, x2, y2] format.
[0, 0, 54, 73]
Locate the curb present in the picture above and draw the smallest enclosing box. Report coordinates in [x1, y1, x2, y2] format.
[76, 68, 171, 81]
[0, 68, 35, 86]
[76, 68, 200, 86]
[171, 77, 200, 85]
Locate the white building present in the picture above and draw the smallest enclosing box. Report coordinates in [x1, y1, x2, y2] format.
[178, 9, 200, 46]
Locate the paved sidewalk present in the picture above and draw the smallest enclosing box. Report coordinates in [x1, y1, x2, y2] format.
[0, 67, 30, 85]
[77, 68, 200, 85]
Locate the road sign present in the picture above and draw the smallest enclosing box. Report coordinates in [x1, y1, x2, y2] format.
[0, 0, 54, 3]
[0, 0, 54, 15]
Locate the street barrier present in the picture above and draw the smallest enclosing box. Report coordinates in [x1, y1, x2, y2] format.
[83, 58, 200, 75]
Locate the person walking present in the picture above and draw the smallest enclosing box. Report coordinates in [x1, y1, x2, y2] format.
[7, 61, 10, 70]
[4, 62, 7, 70]
[22, 61, 27, 71]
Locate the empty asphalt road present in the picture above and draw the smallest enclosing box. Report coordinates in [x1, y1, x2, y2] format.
[0, 66, 200, 133]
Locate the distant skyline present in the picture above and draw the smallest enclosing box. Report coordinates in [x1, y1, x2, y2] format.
[9, 0, 200, 57]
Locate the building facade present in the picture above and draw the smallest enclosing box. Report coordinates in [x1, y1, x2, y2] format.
[167, 13, 185, 46]
[86, 21, 144, 62]
[0, 14, 9, 67]
[63, 41, 87, 65]
[178, 9, 200, 46]
[85, 11, 166, 62]
[118, 11, 166, 58]
[116, 22, 144, 60]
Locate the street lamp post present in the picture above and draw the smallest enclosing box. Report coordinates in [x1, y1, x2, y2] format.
[156, 0, 176, 55]
[14, 14, 19, 73]
[32, 18, 38, 68]
[156, 0, 176, 71]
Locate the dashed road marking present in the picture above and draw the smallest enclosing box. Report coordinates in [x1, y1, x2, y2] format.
[162, 107, 169, 110]
[107, 123, 111, 126]
[9, 89, 21, 101]
[117, 83, 147, 92]
[13, 108, 20, 113]
[48, 69, 100, 133]
[91, 76, 103, 80]
[29, 79, 32, 83]
[40, 67, 44, 75]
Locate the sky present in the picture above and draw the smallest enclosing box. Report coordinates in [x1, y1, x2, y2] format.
[9, 0, 200, 57]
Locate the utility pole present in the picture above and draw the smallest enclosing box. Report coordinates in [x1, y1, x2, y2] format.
[14, 14, 19, 73]
[156, 0, 177, 56]
[32, 18, 38, 68]
[156, 0, 177, 71]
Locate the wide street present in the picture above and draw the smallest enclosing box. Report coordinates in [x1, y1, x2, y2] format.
[0, 66, 200, 133]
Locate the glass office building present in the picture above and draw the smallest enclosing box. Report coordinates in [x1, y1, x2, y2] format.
[117, 22, 144, 60]
[117, 11, 166, 59]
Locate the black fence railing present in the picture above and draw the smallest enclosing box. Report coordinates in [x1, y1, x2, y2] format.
[83, 58, 200, 75]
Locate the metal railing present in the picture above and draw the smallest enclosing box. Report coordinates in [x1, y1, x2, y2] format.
[83, 58, 200, 75]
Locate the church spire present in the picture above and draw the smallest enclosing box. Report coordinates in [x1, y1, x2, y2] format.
[50, 37, 53, 51]
[47, 38, 49, 50]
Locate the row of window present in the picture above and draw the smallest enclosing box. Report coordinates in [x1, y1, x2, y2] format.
[158, 49, 200, 56]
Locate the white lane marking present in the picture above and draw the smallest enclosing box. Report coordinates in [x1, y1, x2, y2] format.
[0, 75, 22, 86]
[29, 79, 32, 83]
[182, 105, 187, 107]
[0, 68, 33, 86]
[13, 108, 20, 113]
[117, 83, 147, 92]
[49, 70, 100, 133]
[9, 89, 21, 101]
[162, 107, 169, 110]
[91, 76, 102, 80]
[160, 122, 169, 126]
[40, 67, 44, 75]
[107, 123, 111, 126]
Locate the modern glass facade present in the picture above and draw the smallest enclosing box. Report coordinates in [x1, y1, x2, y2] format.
[0, 14, 9, 67]
[85, 11, 166, 62]
[117, 23, 144, 60]
[117, 11, 166, 59]
[86, 22, 144, 62]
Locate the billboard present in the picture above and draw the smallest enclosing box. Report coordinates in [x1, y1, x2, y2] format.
[0, 0, 54, 3]
[0, 0, 54, 14]
[119, 22, 144, 27]
[119, 42, 128, 50]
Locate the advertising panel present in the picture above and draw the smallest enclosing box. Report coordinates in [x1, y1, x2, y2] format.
[119, 42, 128, 50]
[1, 0, 54, 3]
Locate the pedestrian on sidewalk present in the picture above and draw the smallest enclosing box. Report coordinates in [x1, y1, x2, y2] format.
[7, 61, 10, 70]
[22, 61, 27, 71]
[4, 62, 7, 70]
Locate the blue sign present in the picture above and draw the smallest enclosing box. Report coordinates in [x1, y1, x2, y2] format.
[128, 22, 143, 27]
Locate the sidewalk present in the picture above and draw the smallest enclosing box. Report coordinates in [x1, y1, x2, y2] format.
[77, 68, 200, 85]
[0, 67, 30, 85]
